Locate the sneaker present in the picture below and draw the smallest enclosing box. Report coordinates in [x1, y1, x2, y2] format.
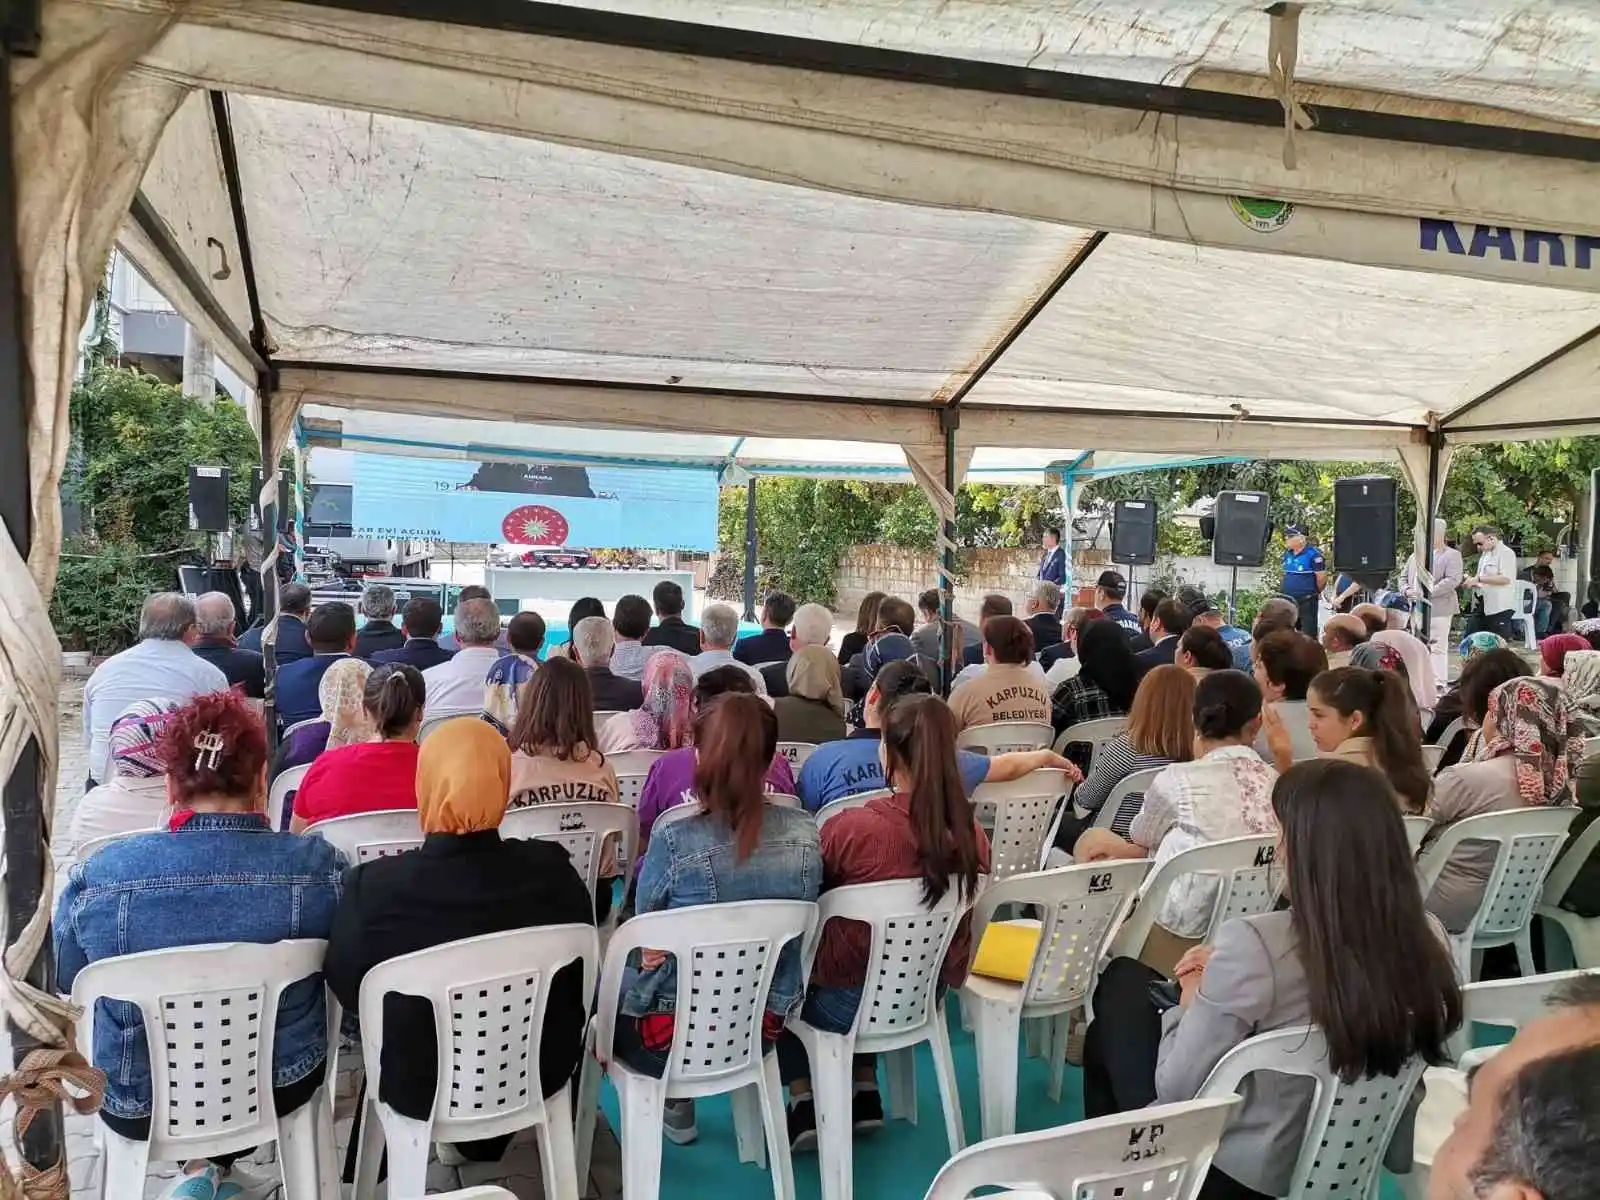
[786, 1097, 817, 1154]
[663, 1098, 698, 1145]
[852, 1085, 884, 1134]
[163, 1166, 223, 1200]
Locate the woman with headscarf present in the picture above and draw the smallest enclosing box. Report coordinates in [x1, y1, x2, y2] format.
[1563, 650, 1600, 738]
[289, 664, 426, 832]
[1540, 632, 1592, 679]
[596, 651, 695, 754]
[1422, 676, 1581, 932]
[1371, 629, 1438, 718]
[269, 657, 375, 781]
[773, 645, 847, 744]
[1426, 633, 1512, 746]
[69, 698, 184, 855]
[324, 718, 595, 1166]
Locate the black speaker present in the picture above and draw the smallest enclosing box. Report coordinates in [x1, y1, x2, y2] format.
[1111, 499, 1157, 567]
[188, 465, 231, 532]
[249, 468, 294, 532]
[1213, 491, 1271, 567]
[1333, 476, 1398, 572]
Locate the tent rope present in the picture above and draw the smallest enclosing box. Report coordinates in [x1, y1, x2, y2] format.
[0, 1039, 106, 1200]
[1267, 2, 1313, 169]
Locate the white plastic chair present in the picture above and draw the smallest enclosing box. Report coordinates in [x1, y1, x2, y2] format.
[1404, 815, 1433, 854]
[575, 900, 819, 1200]
[1087, 765, 1165, 833]
[791, 881, 968, 1200]
[593, 711, 623, 724]
[608, 750, 668, 779]
[1198, 1026, 1425, 1200]
[270, 763, 312, 831]
[503, 801, 638, 923]
[776, 741, 817, 768]
[1511, 580, 1539, 650]
[1584, 735, 1600, 760]
[764, 790, 802, 809]
[1049, 715, 1128, 761]
[304, 809, 424, 863]
[428, 1190, 518, 1200]
[351, 925, 600, 1200]
[1419, 743, 1446, 773]
[73, 827, 151, 863]
[280, 718, 322, 740]
[957, 721, 1053, 756]
[969, 769, 1072, 880]
[1536, 814, 1600, 967]
[814, 789, 892, 829]
[71, 940, 336, 1200]
[921, 1096, 1240, 1200]
[1431, 716, 1464, 748]
[419, 710, 483, 742]
[1108, 834, 1281, 961]
[961, 860, 1149, 1139]
[1418, 807, 1579, 982]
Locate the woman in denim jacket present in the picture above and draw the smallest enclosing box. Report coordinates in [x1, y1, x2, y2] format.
[55, 690, 345, 1200]
[619, 691, 821, 1146]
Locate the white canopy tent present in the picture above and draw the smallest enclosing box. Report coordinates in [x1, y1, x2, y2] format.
[6, 2, 1600, 1175]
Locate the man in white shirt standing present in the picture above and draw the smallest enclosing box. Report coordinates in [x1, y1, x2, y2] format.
[1464, 523, 1519, 642]
[421, 597, 505, 716]
[82, 593, 228, 787]
[687, 603, 768, 694]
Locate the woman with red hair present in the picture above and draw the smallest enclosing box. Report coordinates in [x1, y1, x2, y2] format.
[55, 690, 345, 1200]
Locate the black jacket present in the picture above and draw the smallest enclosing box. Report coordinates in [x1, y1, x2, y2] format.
[1133, 636, 1178, 674]
[1025, 612, 1064, 652]
[585, 668, 644, 712]
[238, 614, 311, 664]
[642, 617, 701, 657]
[324, 831, 595, 1120]
[369, 638, 456, 672]
[354, 619, 406, 660]
[733, 629, 791, 667]
[191, 639, 266, 698]
[761, 661, 789, 698]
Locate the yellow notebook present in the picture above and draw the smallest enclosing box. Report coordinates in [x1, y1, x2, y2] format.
[971, 920, 1043, 983]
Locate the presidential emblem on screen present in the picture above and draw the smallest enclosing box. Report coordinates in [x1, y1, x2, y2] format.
[501, 504, 570, 546]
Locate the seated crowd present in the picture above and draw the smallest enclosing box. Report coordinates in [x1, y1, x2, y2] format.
[63, 572, 1600, 1200]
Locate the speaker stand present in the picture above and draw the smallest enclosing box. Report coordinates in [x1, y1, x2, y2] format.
[1228, 566, 1239, 627]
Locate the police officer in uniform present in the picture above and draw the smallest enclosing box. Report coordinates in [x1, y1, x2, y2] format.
[1281, 523, 1328, 639]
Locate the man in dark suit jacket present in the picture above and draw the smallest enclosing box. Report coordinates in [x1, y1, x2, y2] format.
[641, 580, 701, 657]
[1037, 526, 1067, 616]
[353, 583, 406, 660]
[961, 594, 1015, 668]
[1023, 580, 1064, 653]
[274, 603, 358, 726]
[571, 616, 646, 711]
[734, 592, 795, 667]
[190, 592, 266, 698]
[371, 596, 456, 672]
[1133, 597, 1193, 674]
[237, 581, 313, 664]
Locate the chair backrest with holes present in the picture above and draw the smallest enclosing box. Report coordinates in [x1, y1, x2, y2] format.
[921, 1096, 1239, 1200]
[268, 763, 312, 831]
[594, 900, 818, 1096]
[970, 861, 1147, 1014]
[1541, 811, 1600, 909]
[956, 721, 1053, 756]
[814, 789, 892, 828]
[1420, 743, 1445, 773]
[610, 750, 666, 809]
[71, 939, 328, 1162]
[1418, 808, 1579, 942]
[358, 925, 598, 1142]
[304, 809, 424, 863]
[806, 880, 964, 1046]
[1463, 969, 1599, 1033]
[1051, 716, 1130, 764]
[1111, 835, 1280, 960]
[1404, 815, 1433, 853]
[972, 769, 1072, 879]
[1199, 1026, 1424, 1199]
[501, 801, 638, 898]
[1432, 717, 1464, 748]
[777, 741, 817, 768]
[1091, 766, 1165, 832]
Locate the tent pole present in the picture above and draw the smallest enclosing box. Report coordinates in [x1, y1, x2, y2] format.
[939, 410, 959, 696]
[0, 41, 65, 1171]
[260, 385, 280, 750]
[1422, 431, 1443, 646]
[742, 479, 757, 622]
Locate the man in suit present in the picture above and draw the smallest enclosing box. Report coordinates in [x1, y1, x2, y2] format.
[274, 602, 357, 725]
[571, 616, 645, 712]
[733, 591, 795, 667]
[641, 579, 701, 656]
[238, 581, 312, 664]
[353, 583, 405, 659]
[1133, 597, 1193, 674]
[761, 603, 835, 698]
[370, 596, 455, 671]
[961, 594, 1015, 668]
[1037, 525, 1068, 616]
[189, 592, 266, 698]
[1023, 581, 1064, 653]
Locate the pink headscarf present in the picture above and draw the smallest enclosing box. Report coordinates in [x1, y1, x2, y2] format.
[1481, 676, 1581, 807]
[1371, 630, 1437, 713]
[629, 652, 695, 750]
[1539, 633, 1591, 678]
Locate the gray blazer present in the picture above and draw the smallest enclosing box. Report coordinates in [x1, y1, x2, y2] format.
[1155, 911, 1314, 1197]
[910, 618, 980, 665]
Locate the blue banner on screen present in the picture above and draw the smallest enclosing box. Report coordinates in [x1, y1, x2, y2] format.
[349, 454, 719, 550]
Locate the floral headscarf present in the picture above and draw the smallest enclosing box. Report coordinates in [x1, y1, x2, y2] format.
[1350, 642, 1404, 674]
[1540, 633, 1592, 678]
[1458, 631, 1509, 660]
[1561, 650, 1600, 737]
[318, 658, 375, 749]
[629, 651, 695, 750]
[1480, 676, 1581, 807]
[108, 698, 183, 779]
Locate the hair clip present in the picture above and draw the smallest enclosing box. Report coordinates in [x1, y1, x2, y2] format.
[193, 730, 226, 772]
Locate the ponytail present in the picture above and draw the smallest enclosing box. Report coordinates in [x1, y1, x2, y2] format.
[693, 693, 778, 860]
[1310, 668, 1431, 814]
[364, 664, 426, 739]
[880, 695, 981, 904]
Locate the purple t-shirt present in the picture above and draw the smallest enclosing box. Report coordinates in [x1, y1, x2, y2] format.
[634, 747, 797, 873]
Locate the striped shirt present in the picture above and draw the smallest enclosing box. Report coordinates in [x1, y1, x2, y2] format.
[1071, 732, 1176, 838]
